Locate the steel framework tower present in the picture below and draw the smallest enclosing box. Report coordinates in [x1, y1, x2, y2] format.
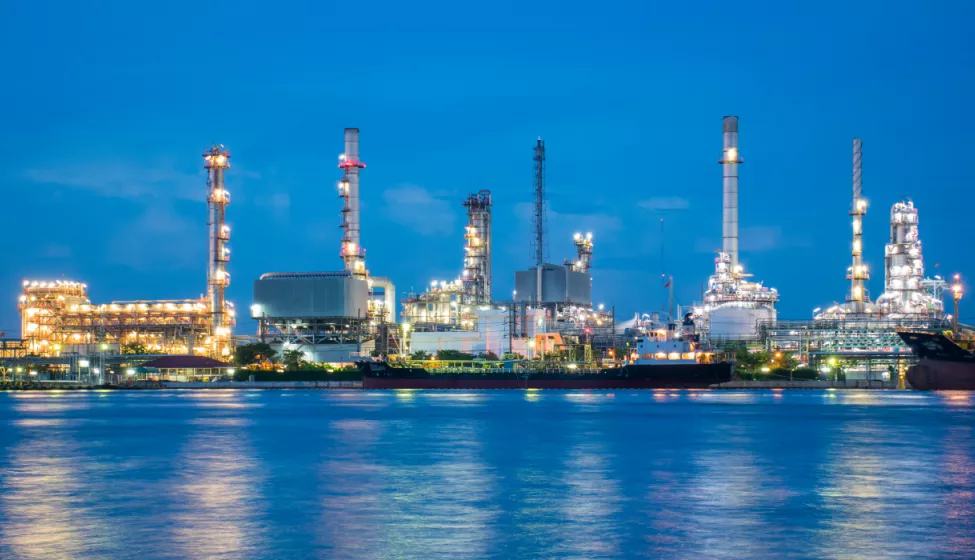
[462, 190, 492, 303]
[532, 137, 546, 266]
[719, 117, 742, 268]
[338, 128, 367, 274]
[569, 232, 593, 273]
[204, 145, 231, 343]
[847, 138, 869, 311]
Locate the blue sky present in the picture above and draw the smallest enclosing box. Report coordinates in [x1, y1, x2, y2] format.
[2, 0, 974, 334]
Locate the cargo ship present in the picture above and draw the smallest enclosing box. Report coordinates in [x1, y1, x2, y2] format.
[359, 333, 733, 389]
[359, 360, 732, 389]
[898, 330, 975, 390]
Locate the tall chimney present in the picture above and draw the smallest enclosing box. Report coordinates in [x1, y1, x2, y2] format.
[719, 116, 742, 269]
[338, 128, 366, 274]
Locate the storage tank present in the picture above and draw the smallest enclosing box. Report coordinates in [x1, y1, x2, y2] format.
[252, 272, 370, 319]
[514, 264, 591, 305]
[707, 304, 776, 341]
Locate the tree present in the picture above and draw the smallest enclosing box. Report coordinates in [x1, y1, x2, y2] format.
[410, 350, 431, 360]
[731, 345, 770, 374]
[480, 350, 499, 361]
[282, 349, 305, 371]
[235, 342, 277, 368]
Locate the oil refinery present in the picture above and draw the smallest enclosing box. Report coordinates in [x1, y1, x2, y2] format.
[688, 117, 779, 341]
[0, 118, 966, 384]
[14, 145, 238, 374]
[251, 128, 395, 363]
[763, 138, 952, 381]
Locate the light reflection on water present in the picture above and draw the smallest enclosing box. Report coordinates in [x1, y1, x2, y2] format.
[0, 390, 972, 559]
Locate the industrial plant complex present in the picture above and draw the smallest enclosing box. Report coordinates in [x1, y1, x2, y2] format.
[2, 117, 965, 384]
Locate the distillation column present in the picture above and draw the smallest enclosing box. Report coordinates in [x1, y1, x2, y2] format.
[848, 138, 869, 311]
[338, 128, 367, 274]
[462, 190, 492, 303]
[719, 116, 742, 269]
[204, 145, 231, 344]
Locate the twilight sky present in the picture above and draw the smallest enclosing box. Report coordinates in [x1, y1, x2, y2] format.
[1, 0, 973, 335]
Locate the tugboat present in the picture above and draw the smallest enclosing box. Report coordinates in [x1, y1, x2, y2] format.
[898, 330, 975, 390]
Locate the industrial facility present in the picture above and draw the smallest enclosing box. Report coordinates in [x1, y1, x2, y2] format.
[401, 190, 493, 330]
[514, 138, 593, 309]
[760, 138, 952, 381]
[698, 116, 779, 341]
[399, 137, 607, 359]
[251, 129, 395, 363]
[15, 145, 238, 370]
[814, 140, 946, 322]
[3, 118, 966, 383]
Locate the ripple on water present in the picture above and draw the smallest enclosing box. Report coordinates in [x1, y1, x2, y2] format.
[0, 389, 971, 559]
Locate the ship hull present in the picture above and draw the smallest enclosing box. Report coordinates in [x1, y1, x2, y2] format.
[898, 331, 975, 390]
[907, 359, 975, 391]
[361, 363, 732, 390]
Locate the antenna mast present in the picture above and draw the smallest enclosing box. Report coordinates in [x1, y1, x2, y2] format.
[532, 137, 546, 266]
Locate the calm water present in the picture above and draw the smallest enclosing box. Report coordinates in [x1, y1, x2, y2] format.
[0, 389, 972, 559]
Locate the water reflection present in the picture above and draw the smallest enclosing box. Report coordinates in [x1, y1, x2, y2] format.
[376, 420, 497, 557]
[557, 439, 622, 557]
[0, 390, 973, 559]
[813, 417, 935, 558]
[0, 434, 104, 559]
[940, 425, 975, 557]
[163, 416, 266, 559]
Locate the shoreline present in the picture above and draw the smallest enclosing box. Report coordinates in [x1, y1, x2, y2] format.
[0, 380, 911, 391]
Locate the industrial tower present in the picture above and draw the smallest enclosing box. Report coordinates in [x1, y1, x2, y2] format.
[702, 116, 778, 340]
[875, 200, 946, 318]
[569, 233, 593, 274]
[462, 190, 492, 304]
[204, 145, 232, 346]
[847, 138, 870, 311]
[719, 116, 742, 268]
[339, 128, 367, 275]
[532, 137, 547, 266]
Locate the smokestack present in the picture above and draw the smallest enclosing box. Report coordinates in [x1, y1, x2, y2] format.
[719, 116, 742, 268]
[203, 144, 232, 351]
[848, 138, 868, 309]
[339, 128, 366, 274]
